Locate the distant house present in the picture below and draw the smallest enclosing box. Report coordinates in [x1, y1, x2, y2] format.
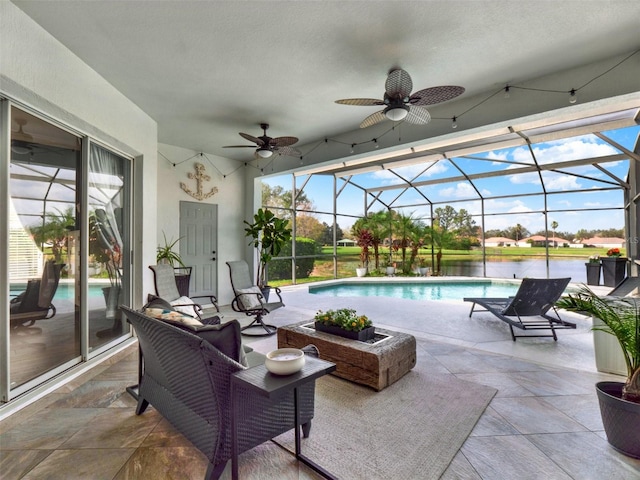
[580, 237, 625, 249]
[337, 238, 356, 247]
[483, 236, 519, 247]
[523, 235, 569, 247]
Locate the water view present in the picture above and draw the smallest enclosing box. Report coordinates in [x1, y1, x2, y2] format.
[440, 258, 595, 284]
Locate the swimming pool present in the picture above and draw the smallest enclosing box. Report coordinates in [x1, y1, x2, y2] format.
[309, 280, 521, 302]
[10, 282, 108, 300]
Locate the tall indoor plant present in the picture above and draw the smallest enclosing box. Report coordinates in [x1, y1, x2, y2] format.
[244, 208, 292, 289]
[556, 285, 640, 458]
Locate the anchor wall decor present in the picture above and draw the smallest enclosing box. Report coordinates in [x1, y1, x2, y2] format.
[180, 163, 219, 201]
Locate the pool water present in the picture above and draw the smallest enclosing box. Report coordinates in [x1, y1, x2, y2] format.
[10, 282, 108, 300]
[309, 281, 520, 302]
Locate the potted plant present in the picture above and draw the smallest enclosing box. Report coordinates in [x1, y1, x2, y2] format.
[156, 232, 185, 267]
[601, 248, 627, 287]
[353, 227, 373, 277]
[585, 255, 601, 286]
[556, 286, 640, 458]
[418, 257, 430, 277]
[314, 308, 375, 341]
[244, 208, 292, 294]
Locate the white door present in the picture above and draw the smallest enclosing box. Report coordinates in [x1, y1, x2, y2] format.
[179, 201, 217, 297]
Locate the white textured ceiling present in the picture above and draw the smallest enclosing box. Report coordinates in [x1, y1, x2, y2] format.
[11, 0, 640, 163]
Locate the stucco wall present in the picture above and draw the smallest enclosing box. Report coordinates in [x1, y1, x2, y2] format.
[157, 144, 246, 304]
[1, 1, 158, 304]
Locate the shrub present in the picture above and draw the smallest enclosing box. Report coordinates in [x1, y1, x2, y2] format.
[268, 237, 317, 280]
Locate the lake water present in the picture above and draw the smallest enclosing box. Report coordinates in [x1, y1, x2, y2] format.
[439, 258, 593, 284]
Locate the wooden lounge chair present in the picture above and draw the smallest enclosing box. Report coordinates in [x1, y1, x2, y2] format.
[226, 260, 283, 336]
[464, 277, 576, 341]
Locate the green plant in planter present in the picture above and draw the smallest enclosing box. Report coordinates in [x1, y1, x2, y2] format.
[314, 308, 372, 332]
[244, 208, 292, 288]
[556, 285, 639, 403]
[156, 232, 185, 267]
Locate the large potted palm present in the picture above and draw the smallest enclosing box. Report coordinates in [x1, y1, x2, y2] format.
[244, 208, 292, 296]
[556, 286, 640, 458]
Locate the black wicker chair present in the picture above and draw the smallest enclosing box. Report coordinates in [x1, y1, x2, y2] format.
[121, 306, 315, 480]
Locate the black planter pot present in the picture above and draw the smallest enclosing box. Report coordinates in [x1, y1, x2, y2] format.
[260, 286, 271, 302]
[585, 263, 601, 286]
[314, 322, 376, 341]
[596, 381, 640, 459]
[601, 257, 627, 287]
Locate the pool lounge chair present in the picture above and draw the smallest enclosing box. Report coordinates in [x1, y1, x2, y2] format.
[464, 277, 576, 341]
[10, 260, 64, 332]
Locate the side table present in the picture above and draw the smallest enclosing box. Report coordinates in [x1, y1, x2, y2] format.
[231, 356, 336, 480]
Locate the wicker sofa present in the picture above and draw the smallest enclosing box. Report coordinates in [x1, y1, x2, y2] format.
[121, 306, 316, 480]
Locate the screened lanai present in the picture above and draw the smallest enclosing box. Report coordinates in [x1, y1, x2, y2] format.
[262, 105, 640, 285]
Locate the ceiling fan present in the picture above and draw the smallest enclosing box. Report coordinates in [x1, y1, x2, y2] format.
[223, 123, 301, 159]
[335, 68, 465, 128]
[11, 119, 34, 155]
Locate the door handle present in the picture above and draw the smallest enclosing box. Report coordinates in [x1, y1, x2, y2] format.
[211, 257, 216, 261]
[212, 250, 216, 254]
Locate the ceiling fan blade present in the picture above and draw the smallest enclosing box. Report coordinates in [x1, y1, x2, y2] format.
[275, 146, 302, 157]
[335, 98, 385, 106]
[409, 86, 465, 106]
[385, 69, 413, 98]
[271, 136, 299, 147]
[360, 110, 387, 128]
[239, 132, 264, 146]
[223, 145, 256, 148]
[405, 106, 432, 125]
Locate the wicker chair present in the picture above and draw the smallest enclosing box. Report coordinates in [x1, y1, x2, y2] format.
[121, 306, 315, 480]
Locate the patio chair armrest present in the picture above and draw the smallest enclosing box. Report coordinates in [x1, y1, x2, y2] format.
[263, 285, 283, 303]
[191, 293, 219, 312]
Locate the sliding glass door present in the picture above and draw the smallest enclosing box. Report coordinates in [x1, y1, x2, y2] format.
[5, 104, 132, 400]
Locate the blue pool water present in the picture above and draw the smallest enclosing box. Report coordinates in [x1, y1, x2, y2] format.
[309, 281, 521, 302]
[10, 283, 108, 300]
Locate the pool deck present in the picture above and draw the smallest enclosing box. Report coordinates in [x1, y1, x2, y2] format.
[243, 277, 614, 374]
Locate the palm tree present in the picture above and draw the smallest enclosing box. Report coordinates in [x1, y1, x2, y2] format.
[29, 207, 76, 263]
[551, 220, 559, 248]
[393, 212, 416, 274]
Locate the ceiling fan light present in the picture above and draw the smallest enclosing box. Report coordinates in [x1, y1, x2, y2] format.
[385, 106, 409, 122]
[257, 148, 273, 158]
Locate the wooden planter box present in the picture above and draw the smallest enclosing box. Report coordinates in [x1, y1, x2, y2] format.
[314, 322, 376, 342]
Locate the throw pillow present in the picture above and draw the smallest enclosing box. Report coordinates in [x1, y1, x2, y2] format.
[144, 307, 204, 327]
[170, 296, 203, 317]
[236, 286, 263, 310]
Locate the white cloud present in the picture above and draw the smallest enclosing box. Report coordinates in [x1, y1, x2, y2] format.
[372, 160, 448, 182]
[439, 182, 477, 199]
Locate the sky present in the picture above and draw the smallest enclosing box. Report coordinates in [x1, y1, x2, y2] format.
[262, 124, 639, 237]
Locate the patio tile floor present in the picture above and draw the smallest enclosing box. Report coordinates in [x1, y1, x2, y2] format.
[1, 284, 639, 479]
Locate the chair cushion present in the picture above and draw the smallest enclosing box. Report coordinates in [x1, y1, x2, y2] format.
[237, 286, 263, 310]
